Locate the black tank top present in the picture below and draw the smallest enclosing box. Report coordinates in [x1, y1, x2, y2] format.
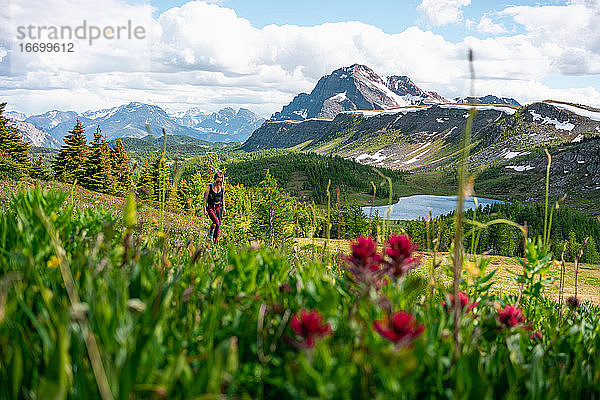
[207, 184, 223, 207]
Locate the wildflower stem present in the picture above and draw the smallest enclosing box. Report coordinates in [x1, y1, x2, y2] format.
[543, 149, 551, 248]
[574, 237, 589, 299]
[159, 128, 167, 232]
[326, 179, 331, 249]
[369, 181, 376, 237]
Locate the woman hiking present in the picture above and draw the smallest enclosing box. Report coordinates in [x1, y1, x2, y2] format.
[203, 171, 226, 243]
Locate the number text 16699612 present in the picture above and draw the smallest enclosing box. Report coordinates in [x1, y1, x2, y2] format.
[19, 42, 75, 52]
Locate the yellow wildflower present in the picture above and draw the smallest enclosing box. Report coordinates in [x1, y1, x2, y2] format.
[465, 260, 481, 278]
[47, 255, 60, 269]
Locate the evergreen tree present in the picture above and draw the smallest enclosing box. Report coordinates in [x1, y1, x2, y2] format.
[581, 236, 599, 264]
[83, 126, 112, 193]
[176, 178, 192, 212]
[251, 169, 296, 245]
[0, 103, 30, 179]
[110, 138, 132, 195]
[137, 159, 155, 200]
[151, 153, 171, 203]
[53, 120, 88, 184]
[29, 156, 52, 181]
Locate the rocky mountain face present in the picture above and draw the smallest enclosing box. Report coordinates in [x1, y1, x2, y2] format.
[271, 64, 449, 121]
[5, 111, 28, 121]
[15, 103, 264, 146]
[244, 100, 600, 212]
[246, 103, 521, 159]
[8, 119, 62, 149]
[454, 95, 521, 106]
[386, 75, 448, 104]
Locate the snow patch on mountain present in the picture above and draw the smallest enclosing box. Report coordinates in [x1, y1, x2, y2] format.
[9, 119, 61, 149]
[572, 134, 584, 143]
[355, 150, 387, 163]
[505, 165, 535, 172]
[329, 91, 347, 102]
[503, 150, 531, 159]
[529, 110, 575, 131]
[82, 107, 116, 120]
[440, 104, 518, 115]
[544, 101, 600, 121]
[5, 111, 28, 121]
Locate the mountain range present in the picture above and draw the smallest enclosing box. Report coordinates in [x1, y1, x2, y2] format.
[244, 96, 600, 213]
[6, 62, 599, 212]
[270, 64, 519, 122]
[9, 64, 523, 149]
[7, 103, 265, 148]
[240, 63, 600, 212]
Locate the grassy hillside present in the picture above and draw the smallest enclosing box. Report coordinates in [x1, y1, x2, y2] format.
[2, 179, 598, 304]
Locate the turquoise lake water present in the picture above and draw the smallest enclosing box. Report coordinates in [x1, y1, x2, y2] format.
[362, 194, 505, 220]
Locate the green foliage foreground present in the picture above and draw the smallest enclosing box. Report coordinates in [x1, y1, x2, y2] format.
[1, 188, 600, 399]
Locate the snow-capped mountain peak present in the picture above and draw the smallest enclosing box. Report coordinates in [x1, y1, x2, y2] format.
[271, 64, 450, 121]
[15, 103, 265, 146]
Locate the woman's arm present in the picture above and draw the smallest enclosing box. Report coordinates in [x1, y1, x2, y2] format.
[202, 186, 209, 216]
[222, 191, 225, 215]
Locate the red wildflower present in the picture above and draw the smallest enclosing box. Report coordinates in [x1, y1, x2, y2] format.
[496, 305, 526, 327]
[344, 237, 384, 286]
[442, 292, 478, 313]
[279, 282, 292, 293]
[346, 236, 381, 272]
[290, 309, 332, 348]
[529, 330, 543, 341]
[373, 311, 425, 345]
[384, 234, 419, 277]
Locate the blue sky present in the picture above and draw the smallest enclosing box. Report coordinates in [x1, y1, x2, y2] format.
[143, 0, 549, 40]
[146, 0, 525, 36]
[2, 0, 599, 115]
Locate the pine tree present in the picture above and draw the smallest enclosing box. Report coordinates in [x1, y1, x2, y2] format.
[581, 236, 599, 264]
[176, 178, 192, 212]
[29, 156, 52, 181]
[151, 153, 171, 202]
[83, 126, 112, 192]
[53, 120, 88, 184]
[0, 103, 30, 179]
[137, 159, 155, 200]
[110, 138, 132, 195]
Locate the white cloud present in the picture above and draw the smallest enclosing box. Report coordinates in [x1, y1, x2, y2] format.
[1, 0, 158, 77]
[2, 0, 600, 117]
[501, 3, 600, 75]
[472, 15, 507, 35]
[417, 0, 471, 26]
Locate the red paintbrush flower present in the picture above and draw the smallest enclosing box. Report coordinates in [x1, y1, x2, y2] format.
[290, 309, 332, 348]
[344, 236, 384, 286]
[529, 330, 543, 341]
[384, 234, 419, 277]
[345, 236, 381, 272]
[497, 305, 526, 327]
[442, 292, 478, 313]
[373, 310, 424, 345]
